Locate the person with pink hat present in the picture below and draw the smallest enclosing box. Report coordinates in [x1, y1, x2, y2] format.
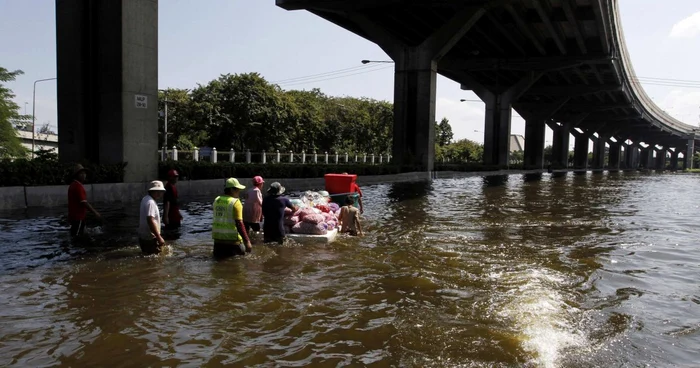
[242, 176, 265, 234]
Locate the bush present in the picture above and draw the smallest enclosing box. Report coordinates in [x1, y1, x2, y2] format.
[0, 159, 127, 186]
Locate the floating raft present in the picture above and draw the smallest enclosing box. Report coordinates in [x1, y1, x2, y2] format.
[286, 228, 339, 245]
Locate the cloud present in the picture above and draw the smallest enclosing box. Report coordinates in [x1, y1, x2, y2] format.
[669, 11, 700, 39]
[659, 89, 700, 125]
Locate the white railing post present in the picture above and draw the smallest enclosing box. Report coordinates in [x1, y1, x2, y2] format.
[355, 153, 358, 163]
[325, 152, 329, 164]
[246, 149, 251, 163]
[302, 151, 306, 164]
[313, 150, 318, 163]
[289, 151, 294, 163]
[388, 154, 392, 163]
[345, 152, 349, 163]
[379, 154, 383, 164]
[363, 153, 367, 163]
[161, 146, 166, 161]
[335, 152, 339, 164]
[212, 147, 218, 163]
[194, 147, 199, 162]
[276, 150, 281, 163]
[371, 154, 375, 165]
[262, 150, 266, 164]
[172, 146, 178, 161]
[230, 149, 235, 163]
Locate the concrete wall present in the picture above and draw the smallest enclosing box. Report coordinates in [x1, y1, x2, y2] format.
[0, 170, 548, 211]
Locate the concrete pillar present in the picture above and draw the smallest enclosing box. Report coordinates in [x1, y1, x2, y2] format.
[551, 123, 570, 169]
[655, 150, 667, 170]
[670, 150, 679, 170]
[685, 138, 695, 169]
[592, 136, 606, 169]
[57, 0, 158, 182]
[573, 134, 589, 170]
[523, 119, 546, 169]
[640, 148, 653, 168]
[483, 93, 513, 167]
[608, 142, 621, 170]
[392, 52, 436, 171]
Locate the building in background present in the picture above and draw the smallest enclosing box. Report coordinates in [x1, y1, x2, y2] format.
[509, 134, 525, 153]
[16, 130, 58, 154]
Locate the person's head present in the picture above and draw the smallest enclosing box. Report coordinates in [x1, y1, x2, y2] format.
[267, 182, 285, 196]
[252, 175, 264, 188]
[345, 195, 355, 206]
[167, 169, 179, 184]
[73, 164, 87, 183]
[224, 177, 246, 197]
[148, 180, 166, 200]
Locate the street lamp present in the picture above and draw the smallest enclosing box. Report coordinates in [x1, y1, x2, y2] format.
[159, 88, 190, 160]
[32, 77, 57, 159]
[460, 99, 481, 102]
[361, 59, 394, 64]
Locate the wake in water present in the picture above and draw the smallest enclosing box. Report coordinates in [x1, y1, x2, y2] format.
[493, 268, 589, 368]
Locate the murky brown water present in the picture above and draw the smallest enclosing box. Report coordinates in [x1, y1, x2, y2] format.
[1, 172, 699, 367]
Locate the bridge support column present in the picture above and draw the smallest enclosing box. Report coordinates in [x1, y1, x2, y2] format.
[640, 148, 654, 169]
[670, 150, 680, 170]
[655, 150, 667, 170]
[56, 0, 158, 182]
[608, 141, 621, 170]
[392, 53, 437, 171]
[483, 93, 512, 167]
[523, 119, 546, 169]
[592, 136, 606, 170]
[551, 123, 570, 169]
[685, 138, 695, 170]
[573, 134, 589, 170]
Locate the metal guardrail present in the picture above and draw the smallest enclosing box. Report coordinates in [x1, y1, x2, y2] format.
[157, 148, 392, 165]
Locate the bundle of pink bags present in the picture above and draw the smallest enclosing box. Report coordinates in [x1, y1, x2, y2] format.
[283, 204, 339, 235]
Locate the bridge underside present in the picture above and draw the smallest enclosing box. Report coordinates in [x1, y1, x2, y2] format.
[56, 0, 158, 182]
[278, 0, 698, 170]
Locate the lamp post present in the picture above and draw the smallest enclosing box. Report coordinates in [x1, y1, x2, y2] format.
[460, 99, 481, 103]
[32, 77, 57, 159]
[361, 59, 394, 64]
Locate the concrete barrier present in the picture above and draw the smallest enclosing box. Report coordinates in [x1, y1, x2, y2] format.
[26, 185, 73, 208]
[0, 170, 552, 211]
[0, 187, 27, 210]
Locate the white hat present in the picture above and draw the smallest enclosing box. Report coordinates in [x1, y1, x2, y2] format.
[148, 180, 166, 192]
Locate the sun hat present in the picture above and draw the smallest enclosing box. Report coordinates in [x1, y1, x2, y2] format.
[148, 180, 166, 192]
[73, 164, 87, 176]
[224, 177, 246, 190]
[168, 169, 179, 178]
[267, 182, 285, 195]
[253, 176, 264, 185]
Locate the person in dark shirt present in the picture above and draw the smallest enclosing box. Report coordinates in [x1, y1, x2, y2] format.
[262, 182, 297, 244]
[163, 169, 182, 230]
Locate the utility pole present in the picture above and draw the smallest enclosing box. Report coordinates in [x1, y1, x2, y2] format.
[164, 94, 169, 160]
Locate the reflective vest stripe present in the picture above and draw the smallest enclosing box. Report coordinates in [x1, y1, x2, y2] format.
[212, 196, 240, 242]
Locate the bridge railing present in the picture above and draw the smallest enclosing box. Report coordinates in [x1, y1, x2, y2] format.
[156, 147, 393, 165]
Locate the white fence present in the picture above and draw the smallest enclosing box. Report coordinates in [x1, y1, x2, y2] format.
[157, 147, 392, 165]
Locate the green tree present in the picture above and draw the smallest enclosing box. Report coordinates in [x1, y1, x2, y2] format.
[0, 67, 28, 159]
[435, 117, 453, 146]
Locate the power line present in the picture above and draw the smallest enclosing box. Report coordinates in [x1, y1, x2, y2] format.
[271, 64, 381, 84]
[277, 65, 394, 88]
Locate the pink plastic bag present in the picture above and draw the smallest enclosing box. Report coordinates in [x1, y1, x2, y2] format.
[302, 214, 325, 224]
[284, 216, 299, 226]
[292, 222, 327, 235]
[298, 208, 317, 220]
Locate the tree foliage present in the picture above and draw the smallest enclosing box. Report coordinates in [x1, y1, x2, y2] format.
[0, 67, 28, 159]
[435, 117, 454, 146]
[158, 73, 394, 155]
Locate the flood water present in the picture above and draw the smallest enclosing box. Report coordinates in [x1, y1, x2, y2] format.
[1, 172, 699, 367]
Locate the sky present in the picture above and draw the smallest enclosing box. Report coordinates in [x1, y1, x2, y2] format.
[1, 0, 699, 146]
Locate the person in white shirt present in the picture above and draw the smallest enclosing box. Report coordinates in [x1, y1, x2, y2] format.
[139, 180, 166, 254]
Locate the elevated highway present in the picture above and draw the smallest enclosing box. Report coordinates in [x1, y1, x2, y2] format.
[277, 0, 698, 171]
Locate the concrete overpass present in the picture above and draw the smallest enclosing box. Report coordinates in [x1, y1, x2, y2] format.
[276, 0, 698, 171]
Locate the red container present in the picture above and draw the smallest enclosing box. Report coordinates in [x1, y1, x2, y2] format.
[324, 173, 357, 194]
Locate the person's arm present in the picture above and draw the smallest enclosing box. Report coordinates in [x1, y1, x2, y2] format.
[256, 190, 264, 221]
[356, 185, 364, 214]
[354, 211, 363, 236]
[284, 198, 297, 212]
[163, 201, 171, 225]
[234, 200, 252, 251]
[78, 185, 100, 219]
[338, 207, 346, 229]
[148, 216, 165, 246]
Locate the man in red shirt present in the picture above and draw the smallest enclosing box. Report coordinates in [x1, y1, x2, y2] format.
[163, 169, 182, 230]
[67, 164, 101, 238]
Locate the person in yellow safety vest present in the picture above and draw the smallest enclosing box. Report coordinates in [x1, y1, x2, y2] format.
[212, 177, 252, 258]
